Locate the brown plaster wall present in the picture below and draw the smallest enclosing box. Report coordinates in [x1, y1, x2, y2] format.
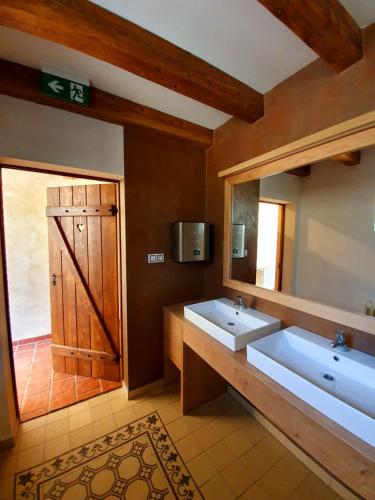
[204, 25, 375, 356]
[124, 128, 206, 390]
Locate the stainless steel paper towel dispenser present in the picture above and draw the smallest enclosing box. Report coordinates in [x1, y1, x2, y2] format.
[232, 224, 246, 258]
[172, 222, 209, 262]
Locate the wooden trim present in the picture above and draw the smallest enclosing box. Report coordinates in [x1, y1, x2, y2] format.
[275, 203, 285, 292]
[51, 344, 118, 364]
[0, 157, 123, 181]
[258, 0, 363, 72]
[46, 205, 117, 217]
[222, 131, 375, 334]
[227, 128, 375, 185]
[52, 216, 120, 359]
[223, 276, 375, 335]
[0, 2, 263, 122]
[0, 58, 213, 148]
[218, 111, 375, 178]
[0, 170, 20, 421]
[0, 160, 126, 440]
[118, 178, 128, 388]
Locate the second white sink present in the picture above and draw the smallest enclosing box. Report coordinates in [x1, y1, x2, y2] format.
[184, 298, 281, 351]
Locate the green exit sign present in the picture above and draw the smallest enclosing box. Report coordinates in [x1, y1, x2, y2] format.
[41, 67, 90, 106]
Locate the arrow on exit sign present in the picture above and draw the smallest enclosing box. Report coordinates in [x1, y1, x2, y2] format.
[48, 80, 64, 93]
[41, 66, 90, 107]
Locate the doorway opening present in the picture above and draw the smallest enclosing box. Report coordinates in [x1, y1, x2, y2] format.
[256, 201, 285, 291]
[1, 167, 123, 421]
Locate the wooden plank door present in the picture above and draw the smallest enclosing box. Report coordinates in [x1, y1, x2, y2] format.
[47, 183, 121, 381]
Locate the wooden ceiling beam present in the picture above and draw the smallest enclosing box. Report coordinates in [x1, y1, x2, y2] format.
[331, 151, 361, 166]
[258, 0, 363, 72]
[0, 59, 213, 148]
[0, 0, 264, 122]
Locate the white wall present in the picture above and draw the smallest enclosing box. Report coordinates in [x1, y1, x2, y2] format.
[0, 95, 124, 174]
[260, 172, 301, 203]
[2, 170, 103, 342]
[294, 150, 375, 313]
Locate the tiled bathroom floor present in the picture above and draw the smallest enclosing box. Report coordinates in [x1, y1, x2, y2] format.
[0, 384, 347, 499]
[13, 338, 122, 422]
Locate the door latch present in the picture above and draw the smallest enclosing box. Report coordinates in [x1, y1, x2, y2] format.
[51, 273, 57, 286]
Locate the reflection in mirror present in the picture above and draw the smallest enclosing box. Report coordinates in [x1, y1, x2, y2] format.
[230, 149, 375, 314]
[231, 180, 259, 283]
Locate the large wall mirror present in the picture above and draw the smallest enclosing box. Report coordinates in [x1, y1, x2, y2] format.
[226, 147, 375, 320]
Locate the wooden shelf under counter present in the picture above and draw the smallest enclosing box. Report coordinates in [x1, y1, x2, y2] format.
[163, 302, 375, 499]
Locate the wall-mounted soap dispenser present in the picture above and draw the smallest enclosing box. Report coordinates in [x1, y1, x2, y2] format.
[172, 222, 209, 262]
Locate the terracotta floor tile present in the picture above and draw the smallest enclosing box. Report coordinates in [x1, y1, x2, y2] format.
[32, 359, 52, 369]
[50, 390, 76, 411]
[35, 340, 51, 348]
[22, 391, 49, 413]
[51, 378, 75, 396]
[16, 359, 33, 370]
[35, 347, 51, 356]
[77, 388, 102, 401]
[15, 368, 31, 382]
[27, 378, 51, 396]
[16, 382, 27, 395]
[16, 338, 121, 422]
[15, 350, 34, 360]
[53, 371, 74, 382]
[77, 377, 100, 395]
[21, 407, 48, 422]
[29, 369, 52, 383]
[17, 343, 36, 351]
[33, 350, 51, 361]
[101, 379, 122, 391]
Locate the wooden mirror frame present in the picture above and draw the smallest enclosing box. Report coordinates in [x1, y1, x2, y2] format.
[221, 111, 375, 335]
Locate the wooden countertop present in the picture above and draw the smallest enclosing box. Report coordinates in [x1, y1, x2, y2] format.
[164, 303, 375, 498]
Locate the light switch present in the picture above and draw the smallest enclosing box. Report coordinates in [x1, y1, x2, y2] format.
[148, 253, 165, 263]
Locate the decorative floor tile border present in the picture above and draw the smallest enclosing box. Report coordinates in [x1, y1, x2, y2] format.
[15, 411, 202, 499]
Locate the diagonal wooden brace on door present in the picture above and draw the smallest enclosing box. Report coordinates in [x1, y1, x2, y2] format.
[51, 216, 121, 363]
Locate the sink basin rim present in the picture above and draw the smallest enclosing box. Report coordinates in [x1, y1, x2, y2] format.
[184, 298, 281, 351]
[246, 326, 375, 447]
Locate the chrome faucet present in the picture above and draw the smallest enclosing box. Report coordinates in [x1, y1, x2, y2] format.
[330, 329, 350, 352]
[232, 295, 246, 310]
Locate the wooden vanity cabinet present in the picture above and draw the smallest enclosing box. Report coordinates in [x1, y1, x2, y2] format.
[163, 307, 183, 384]
[163, 308, 183, 368]
[163, 303, 375, 498]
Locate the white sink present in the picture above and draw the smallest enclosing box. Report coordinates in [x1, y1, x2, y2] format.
[246, 326, 375, 447]
[184, 298, 281, 351]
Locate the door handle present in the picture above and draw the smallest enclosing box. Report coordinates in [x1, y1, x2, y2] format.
[51, 273, 57, 286]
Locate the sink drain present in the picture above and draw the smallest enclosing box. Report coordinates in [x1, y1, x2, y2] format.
[227, 322, 235, 326]
[323, 373, 335, 382]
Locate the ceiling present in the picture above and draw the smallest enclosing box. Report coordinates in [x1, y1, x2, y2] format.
[0, 0, 374, 130]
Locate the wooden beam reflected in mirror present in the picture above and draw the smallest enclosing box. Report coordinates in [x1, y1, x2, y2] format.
[287, 165, 311, 177]
[331, 150, 361, 166]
